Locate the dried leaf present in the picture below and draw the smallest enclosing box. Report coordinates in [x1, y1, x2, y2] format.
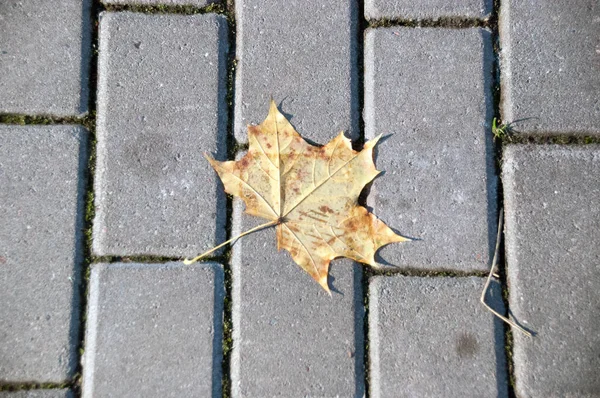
[189, 100, 409, 293]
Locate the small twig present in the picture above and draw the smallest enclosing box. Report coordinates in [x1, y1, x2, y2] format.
[481, 207, 532, 337]
[183, 220, 278, 264]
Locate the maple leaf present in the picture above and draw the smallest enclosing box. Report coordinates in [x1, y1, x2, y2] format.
[185, 100, 409, 293]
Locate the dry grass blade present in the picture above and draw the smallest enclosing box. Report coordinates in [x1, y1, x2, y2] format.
[481, 207, 532, 337]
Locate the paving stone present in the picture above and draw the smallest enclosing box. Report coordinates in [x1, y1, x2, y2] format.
[499, 1, 600, 135]
[230, 199, 365, 397]
[503, 145, 600, 397]
[369, 276, 507, 397]
[0, 126, 87, 382]
[102, 0, 217, 6]
[234, 0, 359, 144]
[364, 27, 496, 272]
[82, 262, 224, 397]
[0, 0, 91, 116]
[93, 13, 228, 257]
[365, 0, 492, 20]
[0, 390, 73, 398]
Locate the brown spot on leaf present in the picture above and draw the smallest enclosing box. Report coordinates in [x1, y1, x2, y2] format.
[238, 156, 250, 169]
[345, 219, 358, 232]
[319, 205, 334, 214]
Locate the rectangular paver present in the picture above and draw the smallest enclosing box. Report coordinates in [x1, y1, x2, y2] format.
[364, 27, 496, 272]
[82, 262, 224, 397]
[0, 126, 87, 382]
[365, 0, 492, 20]
[499, 1, 600, 135]
[230, 200, 365, 397]
[0, 0, 91, 116]
[503, 145, 600, 397]
[369, 276, 507, 397]
[93, 12, 228, 257]
[234, 0, 359, 144]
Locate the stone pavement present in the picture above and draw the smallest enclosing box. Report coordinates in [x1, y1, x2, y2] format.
[1, 1, 598, 397]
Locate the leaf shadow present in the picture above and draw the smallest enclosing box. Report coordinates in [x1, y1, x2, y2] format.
[361, 133, 394, 211]
[277, 97, 324, 148]
[372, 133, 395, 159]
[362, 132, 421, 266]
[327, 271, 344, 296]
[373, 233, 422, 267]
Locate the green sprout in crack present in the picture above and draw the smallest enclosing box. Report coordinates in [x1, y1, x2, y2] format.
[492, 117, 511, 141]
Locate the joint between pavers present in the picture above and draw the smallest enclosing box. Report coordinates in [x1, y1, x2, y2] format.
[216, 2, 237, 397]
[90, 255, 189, 264]
[353, 1, 373, 396]
[367, 16, 490, 29]
[0, 113, 93, 128]
[364, 267, 490, 279]
[497, 131, 600, 145]
[490, 1, 518, 395]
[0, 381, 75, 392]
[361, 265, 372, 398]
[102, 2, 226, 16]
[70, 0, 102, 394]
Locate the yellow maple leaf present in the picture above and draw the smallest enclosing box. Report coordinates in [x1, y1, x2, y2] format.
[185, 100, 409, 293]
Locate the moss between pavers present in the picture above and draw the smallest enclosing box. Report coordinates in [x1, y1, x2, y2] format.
[0, 382, 72, 392]
[0, 114, 85, 125]
[492, 118, 600, 146]
[368, 16, 489, 29]
[103, 3, 225, 15]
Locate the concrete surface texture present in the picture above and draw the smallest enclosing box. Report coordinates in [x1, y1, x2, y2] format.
[369, 276, 507, 397]
[230, 200, 365, 397]
[503, 145, 600, 397]
[0, 126, 87, 383]
[499, 0, 600, 135]
[92, 12, 228, 258]
[364, 27, 497, 272]
[1, 1, 598, 397]
[0, 0, 91, 116]
[82, 262, 224, 397]
[365, 0, 492, 20]
[234, 0, 359, 144]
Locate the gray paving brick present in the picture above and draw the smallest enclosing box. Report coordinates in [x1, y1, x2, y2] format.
[82, 262, 224, 397]
[234, 0, 359, 144]
[503, 145, 600, 397]
[364, 27, 496, 272]
[499, 1, 600, 135]
[93, 13, 228, 257]
[0, 0, 91, 116]
[102, 0, 217, 6]
[369, 276, 507, 397]
[0, 390, 73, 398]
[0, 126, 87, 382]
[230, 200, 365, 397]
[365, 0, 492, 20]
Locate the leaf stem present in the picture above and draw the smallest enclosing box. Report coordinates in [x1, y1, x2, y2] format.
[481, 207, 533, 337]
[183, 220, 279, 265]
